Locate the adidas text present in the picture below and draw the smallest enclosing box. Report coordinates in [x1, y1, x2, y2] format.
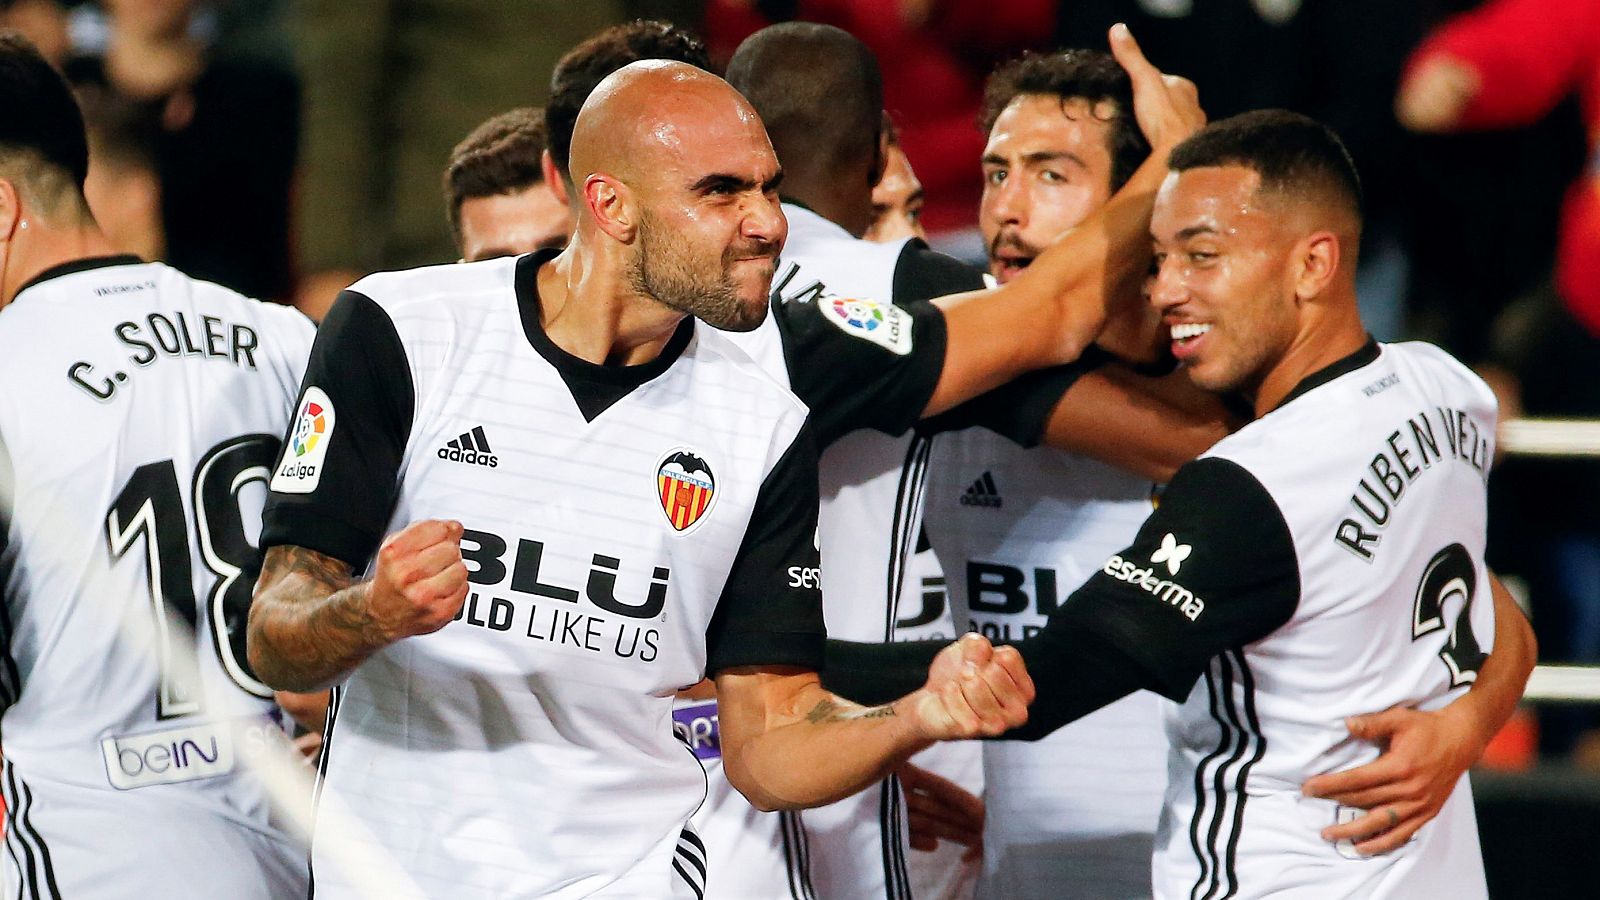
[438, 446, 499, 467]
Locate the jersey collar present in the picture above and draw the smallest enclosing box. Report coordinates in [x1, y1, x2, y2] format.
[514, 250, 695, 422]
[14, 254, 144, 301]
[1271, 336, 1381, 412]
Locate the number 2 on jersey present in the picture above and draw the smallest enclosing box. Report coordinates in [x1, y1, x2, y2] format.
[105, 434, 278, 719]
[1411, 543, 1488, 687]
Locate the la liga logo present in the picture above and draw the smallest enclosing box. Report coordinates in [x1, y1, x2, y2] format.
[830, 298, 884, 331]
[291, 398, 328, 457]
[270, 387, 335, 494]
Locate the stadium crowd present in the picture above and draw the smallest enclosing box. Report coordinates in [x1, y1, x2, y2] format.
[0, 0, 1592, 898]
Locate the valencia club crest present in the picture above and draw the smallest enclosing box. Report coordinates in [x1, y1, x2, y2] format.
[657, 449, 716, 532]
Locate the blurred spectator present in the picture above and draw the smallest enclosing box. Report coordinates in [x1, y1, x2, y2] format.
[65, 0, 298, 301]
[0, 0, 68, 66]
[706, 0, 1053, 249]
[291, 0, 627, 319]
[865, 112, 925, 243]
[443, 107, 570, 262]
[1401, 0, 1600, 761]
[1399, 0, 1600, 348]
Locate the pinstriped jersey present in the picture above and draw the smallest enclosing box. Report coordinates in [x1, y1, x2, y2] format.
[259, 252, 822, 899]
[922, 429, 1168, 900]
[1031, 340, 1494, 899]
[0, 257, 313, 899]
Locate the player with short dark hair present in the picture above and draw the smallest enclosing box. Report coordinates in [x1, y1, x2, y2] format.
[830, 108, 1535, 899]
[544, 20, 713, 196]
[442, 107, 570, 261]
[247, 60, 1032, 899]
[0, 31, 314, 899]
[865, 114, 926, 244]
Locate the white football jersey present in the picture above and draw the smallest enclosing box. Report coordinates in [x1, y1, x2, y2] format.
[1030, 340, 1495, 900]
[0, 257, 313, 898]
[260, 253, 823, 898]
[922, 427, 1168, 900]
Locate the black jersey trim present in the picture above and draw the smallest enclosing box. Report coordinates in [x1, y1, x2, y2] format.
[3, 761, 58, 899]
[780, 810, 817, 899]
[12, 254, 144, 302]
[1, 762, 35, 900]
[673, 828, 708, 900]
[1187, 651, 1264, 900]
[306, 685, 343, 899]
[884, 435, 933, 643]
[514, 251, 695, 422]
[878, 776, 912, 900]
[1272, 337, 1380, 411]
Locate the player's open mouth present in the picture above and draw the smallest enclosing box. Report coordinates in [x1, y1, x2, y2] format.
[994, 254, 1034, 280]
[1169, 322, 1212, 359]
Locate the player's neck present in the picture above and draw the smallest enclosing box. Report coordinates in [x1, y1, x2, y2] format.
[535, 242, 686, 368]
[1250, 308, 1370, 417]
[1, 221, 120, 308]
[782, 167, 873, 239]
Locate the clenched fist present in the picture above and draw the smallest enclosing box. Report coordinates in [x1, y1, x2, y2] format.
[366, 519, 470, 643]
[907, 633, 1035, 741]
[1110, 23, 1205, 153]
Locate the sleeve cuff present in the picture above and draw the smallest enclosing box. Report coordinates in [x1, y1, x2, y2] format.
[260, 505, 382, 572]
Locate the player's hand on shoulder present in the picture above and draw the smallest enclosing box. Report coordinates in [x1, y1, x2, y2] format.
[1301, 704, 1479, 855]
[909, 633, 1034, 740]
[1108, 23, 1205, 152]
[368, 519, 470, 642]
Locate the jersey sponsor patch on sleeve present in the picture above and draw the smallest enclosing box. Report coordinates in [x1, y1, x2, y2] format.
[270, 387, 335, 493]
[820, 297, 914, 355]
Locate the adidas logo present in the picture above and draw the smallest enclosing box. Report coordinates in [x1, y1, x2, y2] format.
[438, 425, 499, 468]
[959, 471, 1002, 509]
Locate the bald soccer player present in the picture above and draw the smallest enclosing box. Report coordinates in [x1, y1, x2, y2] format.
[247, 61, 1033, 899]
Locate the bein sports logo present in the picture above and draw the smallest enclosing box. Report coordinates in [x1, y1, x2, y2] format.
[101, 722, 237, 790]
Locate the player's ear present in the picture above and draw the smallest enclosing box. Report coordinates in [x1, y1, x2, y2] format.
[541, 150, 571, 208]
[0, 179, 21, 244]
[583, 173, 638, 242]
[1293, 230, 1341, 303]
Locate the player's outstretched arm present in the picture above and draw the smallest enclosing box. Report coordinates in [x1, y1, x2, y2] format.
[1304, 572, 1536, 854]
[248, 520, 471, 692]
[1038, 366, 1237, 482]
[716, 634, 1033, 812]
[920, 25, 1205, 417]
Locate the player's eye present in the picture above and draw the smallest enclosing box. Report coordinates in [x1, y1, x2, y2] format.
[985, 169, 1007, 186]
[1040, 169, 1066, 184]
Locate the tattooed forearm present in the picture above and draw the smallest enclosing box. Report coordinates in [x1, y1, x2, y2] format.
[248, 545, 383, 692]
[804, 697, 898, 725]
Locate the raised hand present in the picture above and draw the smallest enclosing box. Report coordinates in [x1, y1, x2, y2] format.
[908, 633, 1034, 740]
[1108, 23, 1205, 152]
[366, 519, 471, 642]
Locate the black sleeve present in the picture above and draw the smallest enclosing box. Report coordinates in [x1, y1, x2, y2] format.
[917, 348, 1113, 447]
[774, 297, 948, 447]
[1034, 457, 1301, 702]
[824, 456, 1299, 739]
[705, 422, 826, 674]
[259, 290, 414, 569]
[891, 240, 987, 304]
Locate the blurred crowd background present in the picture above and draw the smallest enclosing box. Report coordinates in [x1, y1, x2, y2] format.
[4, 0, 1598, 766]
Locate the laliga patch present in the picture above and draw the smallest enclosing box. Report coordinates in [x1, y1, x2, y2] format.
[270, 387, 335, 493]
[657, 448, 716, 533]
[821, 297, 913, 355]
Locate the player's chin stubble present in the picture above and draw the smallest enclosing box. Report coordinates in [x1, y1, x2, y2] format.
[632, 215, 769, 332]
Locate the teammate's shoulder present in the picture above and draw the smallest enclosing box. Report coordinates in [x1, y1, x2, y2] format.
[346, 256, 517, 316]
[892, 239, 986, 302]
